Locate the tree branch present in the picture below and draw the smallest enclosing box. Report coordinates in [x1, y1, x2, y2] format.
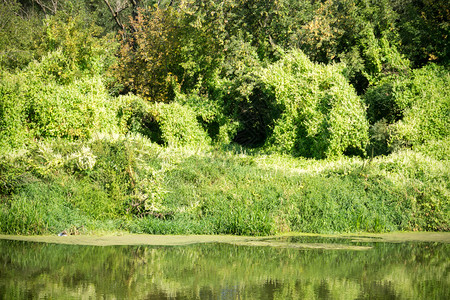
[102, 0, 125, 32]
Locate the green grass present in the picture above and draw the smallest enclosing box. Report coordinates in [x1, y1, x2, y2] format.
[0, 135, 448, 235]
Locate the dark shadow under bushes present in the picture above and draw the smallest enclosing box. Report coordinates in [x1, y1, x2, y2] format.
[232, 86, 283, 148]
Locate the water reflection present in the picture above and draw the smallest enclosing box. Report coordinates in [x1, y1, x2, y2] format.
[0, 237, 448, 299]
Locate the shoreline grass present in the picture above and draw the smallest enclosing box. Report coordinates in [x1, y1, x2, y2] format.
[1, 136, 448, 236]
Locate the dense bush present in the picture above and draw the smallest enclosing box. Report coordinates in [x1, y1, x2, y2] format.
[36, 9, 117, 79]
[364, 64, 449, 157]
[175, 92, 239, 145]
[0, 70, 118, 150]
[150, 102, 211, 148]
[0, 1, 42, 70]
[116, 94, 211, 147]
[27, 76, 118, 140]
[259, 50, 369, 158]
[391, 64, 450, 151]
[0, 72, 31, 151]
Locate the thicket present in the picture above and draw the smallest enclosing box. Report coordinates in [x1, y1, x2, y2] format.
[0, 0, 448, 235]
[258, 50, 369, 158]
[1, 139, 448, 235]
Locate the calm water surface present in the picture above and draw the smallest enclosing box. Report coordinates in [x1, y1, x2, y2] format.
[0, 235, 448, 299]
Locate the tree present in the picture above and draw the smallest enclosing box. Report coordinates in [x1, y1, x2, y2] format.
[392, 0, 450, 66]
[112, 6, 184, 101]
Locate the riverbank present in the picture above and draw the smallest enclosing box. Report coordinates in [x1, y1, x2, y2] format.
[1, 140, 449, 236]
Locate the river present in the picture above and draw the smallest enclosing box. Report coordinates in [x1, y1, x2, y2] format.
[0, 233, 448, 299]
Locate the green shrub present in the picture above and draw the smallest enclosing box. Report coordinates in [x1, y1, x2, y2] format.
[115, 94, 163, 142]
[175, 91, 239, 145]
[364, 64, 450, 157]
[152, 102, 211, 148]
[391, 64, 450, 150]
[72, 134, 166, 219]
[364, 78, 402, 125]
[25, 74, 117, 140]
[117, 95, 211, 148]
[1, 69, 119, 149]
[0, 73, 31, 152]
[0, 1, 41, 70]
[35, 10, 116, 82]
[413, 138, 450, 161]
[365, 64, 449, 156]
[259, 50, 369, 158]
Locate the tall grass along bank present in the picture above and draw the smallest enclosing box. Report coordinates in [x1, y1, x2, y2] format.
[1, 135, 448, 236]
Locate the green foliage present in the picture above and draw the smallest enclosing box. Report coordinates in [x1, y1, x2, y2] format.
[112, 1, 313, 101]
[297, 0, 407, 91]
[175, 91, 239, 145]
[151, 102, 211, 147]
[413, 137, 450, 161]
[0, 0, 448, 237]
[0, 62, 120, 148]
[112, 7, 184, 101]
[25, 75, 117, 140]
[393, 0, 450, 66]
[259, 50, 369, 158]
[116, 94, 211, 147]
[115, 94, 157, 137]
[364, 78, 402, 125]
[66, 134, 165, 220]
[37, 9, 116, 78]
[0, 72, 31, 151]
[366, 64, 450, 156]
[391, 64, 450, 149]
[0, 1, 42, 70]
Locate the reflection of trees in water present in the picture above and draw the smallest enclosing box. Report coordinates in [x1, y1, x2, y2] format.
[0, 240, 448, 299]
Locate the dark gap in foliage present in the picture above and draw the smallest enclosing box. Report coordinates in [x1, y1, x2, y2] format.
[350, 71, 370, 96]
[232, 87, 282, 148]
[116, 99, 164, 145]
[197, 117, 220, 141]
[142, 117, 164, 146]
[364, 82, 403, 125]
[343, 145, 366, 158]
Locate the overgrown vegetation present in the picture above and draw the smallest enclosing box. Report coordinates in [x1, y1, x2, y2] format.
[0, 0, 448, 235]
